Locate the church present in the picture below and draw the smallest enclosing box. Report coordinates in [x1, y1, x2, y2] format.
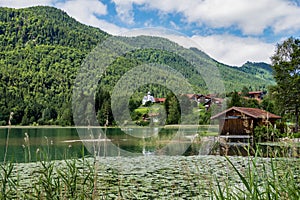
[142, 91, 155, 105]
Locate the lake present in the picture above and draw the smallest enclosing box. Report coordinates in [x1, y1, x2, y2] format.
[1, 127, 300, 199]
[0, 126, 218, 163]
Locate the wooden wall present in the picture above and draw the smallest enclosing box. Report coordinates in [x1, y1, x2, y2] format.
[220, 118, 254, 135]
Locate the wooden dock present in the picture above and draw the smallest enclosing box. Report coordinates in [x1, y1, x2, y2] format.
[218, 135, 254, 156]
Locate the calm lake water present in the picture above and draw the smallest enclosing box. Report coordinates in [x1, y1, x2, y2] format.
[0, 126, 217, 163]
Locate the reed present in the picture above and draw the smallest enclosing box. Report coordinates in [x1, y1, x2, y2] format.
[3, 112, 13, 164]
[23, 132, 31, 162]
[212, 149, 300, 199]
[0, 162, 18, 199]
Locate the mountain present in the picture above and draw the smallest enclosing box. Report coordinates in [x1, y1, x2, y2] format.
[187, 46, 275, 92]
[239, 61, 274, 82]
[0, 6, 108, 51]
[0, 6, 275, 125]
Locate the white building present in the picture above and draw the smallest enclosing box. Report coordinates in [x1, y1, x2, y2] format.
[142, 91, 155, 105]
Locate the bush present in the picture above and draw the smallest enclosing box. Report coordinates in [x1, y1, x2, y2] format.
[32, 122, 39, 126]
[254, 124, 280, 142]
[143, 101, 153, 107]
[37, 118, 46, 125]
[276, 121, 287, 135]
[130, 111, 143, 121]
[292, 132, 300, 138]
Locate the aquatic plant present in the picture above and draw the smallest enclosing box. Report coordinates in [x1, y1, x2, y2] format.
[23, 132, 31, 162]
[3, 112, 13, 164]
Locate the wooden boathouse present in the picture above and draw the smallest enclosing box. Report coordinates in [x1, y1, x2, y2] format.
[211, 107, 281, 155]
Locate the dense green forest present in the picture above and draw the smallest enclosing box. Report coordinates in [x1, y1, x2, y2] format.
[0, 6, 275, 126]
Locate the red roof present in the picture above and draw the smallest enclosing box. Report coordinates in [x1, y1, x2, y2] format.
[154, 98, 166, 103]
[185, 94, 196, 99]
[205, 94, 217, 98]
[211, 107, 281, 120]
[212, 97, 224, 103]
[248, 91, 263, 95]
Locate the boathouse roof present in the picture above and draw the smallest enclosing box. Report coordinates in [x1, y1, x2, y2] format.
[211, 107, 281, 120]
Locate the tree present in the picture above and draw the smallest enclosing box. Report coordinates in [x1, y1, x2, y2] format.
[165, 93, 180, 125]
[270, 37, 300, 132]
[95, 87, 114, 126]
[228, 91, 242, 108]
[260, 94, 275, 113]
[241, 86, 250, 97]
[244, 98, 260, 108]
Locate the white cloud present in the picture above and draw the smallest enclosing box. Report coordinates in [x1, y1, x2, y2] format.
[113, 1, 135, 25]
[170, 21, 180, 30]
[191, 35, 275, 66]
[56, 0, 107, 24]
[95, 19, 128, 35]
[111, 0, 300, 35]
[55, 0, 127, 35]
[0, 0, 54, 8]
[117, 28, 275, 66]
[0, 0, 291, 66]
[0, 0, 128, 36]
[273, 5, 300, 33]
[4, 0, 300, 35]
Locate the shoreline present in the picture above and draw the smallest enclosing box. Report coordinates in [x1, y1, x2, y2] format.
[0, 124, 218, 129]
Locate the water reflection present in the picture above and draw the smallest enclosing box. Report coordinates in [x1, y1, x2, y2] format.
[3, 126, 296, 163]
[76, 127, 204, 157]
[0, 126, 218, 163]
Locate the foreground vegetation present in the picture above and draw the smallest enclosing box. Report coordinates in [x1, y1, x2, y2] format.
[0, 151, 299, 199]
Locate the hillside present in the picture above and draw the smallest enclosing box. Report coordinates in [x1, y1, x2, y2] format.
[0, 6, 275, 125]
[0, 6, 108, 125]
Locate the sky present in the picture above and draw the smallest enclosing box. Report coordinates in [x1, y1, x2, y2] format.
[1, 0, 300, 66]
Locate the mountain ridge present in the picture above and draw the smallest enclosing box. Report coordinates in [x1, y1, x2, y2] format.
[0, 6, 275, 125]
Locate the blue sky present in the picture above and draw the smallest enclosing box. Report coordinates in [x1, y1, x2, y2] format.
[1, 0, 300, 66]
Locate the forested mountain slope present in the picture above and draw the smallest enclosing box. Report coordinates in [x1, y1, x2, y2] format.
[0, 6, 108, 125]
[0, 6, 275, 125]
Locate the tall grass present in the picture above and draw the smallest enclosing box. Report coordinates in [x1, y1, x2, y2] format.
[0, 162, 18, 199]
[3, 112, 14, 164]
[212, 147, 300, 200]
[0, 150, 99, 199]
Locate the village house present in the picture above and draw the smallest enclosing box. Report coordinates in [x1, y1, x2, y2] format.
[185, 94, 198, 101]
[185, 94, 224, 109]
[248, 91, 265, 100]
[142, 92, 224, 109]
[239, 91, 265, 101]
[154, 98, 166, 104]
[204, 94, 224, 108]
